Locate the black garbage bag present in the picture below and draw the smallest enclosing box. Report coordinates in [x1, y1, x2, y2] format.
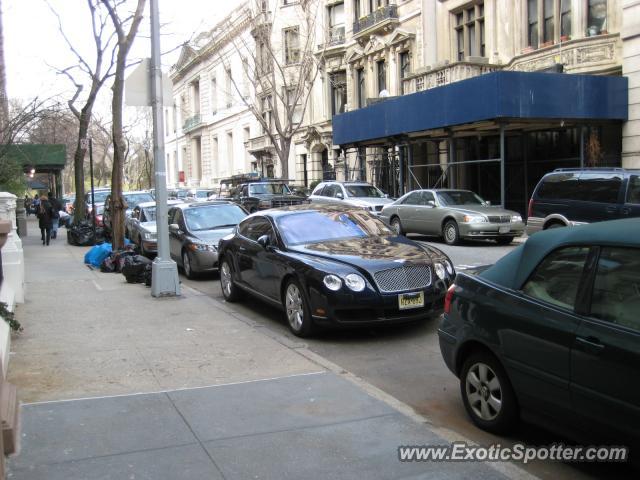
[67, 220, 105, 246]
[121, 255, 152, 284]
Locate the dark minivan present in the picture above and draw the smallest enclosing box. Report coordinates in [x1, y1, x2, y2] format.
[526, 168, 640, 235]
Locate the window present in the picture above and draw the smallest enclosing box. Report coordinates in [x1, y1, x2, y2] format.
[576, 172, 622, 203]
[286, 87, 303, 124]
[227, 132, 234, 163]
[401, 191, 421, 205]
[590, 247, 640, 330]
[528, 0, 573, 47]
[587, 0, 607, 35]
[522, 246, 590, 310]
[260, 95, 273, 134]
[330, 71, 347, 115]
[225, 68, 232, 108]
[420, 191, 435, 205]
[377, 59, 386, 95]
[257, 41, 271, 74]
[172, 105, 177, 133]
[328, 2, 345, 44]
[356, 68, 365, 108]
[212, 136, 219, 169]
[453, 2, 485, 60]
[239, 216, 274, 241]
[284, 27, 300, 64]
[399, 51, 410, 95]
[211, 76, 217, 114]
[627, 175, 640, 204]
[242, 59, 249, 97]
[353, 0, 360, 22]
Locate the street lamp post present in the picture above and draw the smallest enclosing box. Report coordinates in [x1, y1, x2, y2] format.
[149, 0, 180, 296]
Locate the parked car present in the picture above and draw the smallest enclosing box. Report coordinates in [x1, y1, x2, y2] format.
[168, 188, 189, 201]
[62, 195, 75, 214]
[218, 204, 455, 337]
[526, 167, 640, 235]
[84, 188, 110, 215]
[309, 181, 393, 214]
[380, 189, 524, 245]
[168, 201, 248, 279]
[185, 188, 214, 202]
[103, 190, 155, 236]
[230, 181, 307, 213]
[126, 200, 183, 256]
[438, 218, 640, 452]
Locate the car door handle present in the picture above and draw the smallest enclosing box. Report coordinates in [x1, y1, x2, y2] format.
[622, 207, 630, 215]
[605, 206, 617, 214]
[575, 336, 605, 355]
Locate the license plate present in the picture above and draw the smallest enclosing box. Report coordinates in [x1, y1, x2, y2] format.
[398, 291, 425, 310]
[499, 226, 510, 234]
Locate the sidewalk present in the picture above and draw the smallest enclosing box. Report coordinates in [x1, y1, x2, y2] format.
[6, 218, 526, 479]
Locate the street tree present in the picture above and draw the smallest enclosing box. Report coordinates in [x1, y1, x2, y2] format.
[49, 0, 118, 223]
[101, 0, 146, 250]
[0, 0, 9, 131]
[221, 2, 323, 180]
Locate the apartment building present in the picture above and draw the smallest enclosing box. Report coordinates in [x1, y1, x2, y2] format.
[167, 3, 256, 188]
[332, 0, 637, 216]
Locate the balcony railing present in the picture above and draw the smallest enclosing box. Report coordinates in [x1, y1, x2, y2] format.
[403, 60, 501, 94]
[353, 4, 398, 36]
[182, 113, 202, 133]
[246, 134, 276, 153]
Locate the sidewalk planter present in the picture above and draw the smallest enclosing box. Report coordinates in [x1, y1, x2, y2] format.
[0, 193, 25, 305]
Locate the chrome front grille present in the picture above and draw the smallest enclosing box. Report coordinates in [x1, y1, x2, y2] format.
[487, 215, 511, 223]
[373, 265, 432, 293]
[271, 198, 304, 208]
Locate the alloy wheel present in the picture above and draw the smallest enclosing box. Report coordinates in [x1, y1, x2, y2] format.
[465, 362, 502, 421]
[391, 218, 402, 235]
[183, 251, 192, 277]
[220, 261, 232, 297]
[285, 283, 304, 331]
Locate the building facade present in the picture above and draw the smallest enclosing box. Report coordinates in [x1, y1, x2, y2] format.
[168, 3, 256, 189]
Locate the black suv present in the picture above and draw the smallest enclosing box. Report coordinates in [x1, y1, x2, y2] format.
[230, 181, 307, 213]
[526, 167, 640, 235]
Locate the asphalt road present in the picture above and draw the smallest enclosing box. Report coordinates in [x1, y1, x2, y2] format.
[181, 235, 636, 480]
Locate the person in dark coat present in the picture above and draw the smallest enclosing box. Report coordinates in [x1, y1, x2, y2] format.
[47, 192, 61, 239]
[37, 195, 54, 246]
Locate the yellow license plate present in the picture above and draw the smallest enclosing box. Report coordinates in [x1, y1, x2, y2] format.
[398, 291, 425, 310]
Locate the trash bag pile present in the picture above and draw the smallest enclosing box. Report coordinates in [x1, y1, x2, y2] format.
[99, 248, 136, 273]
[121, 255, 153, 286]
[67, 220, 104, 246]
[84, 243, 113, 267]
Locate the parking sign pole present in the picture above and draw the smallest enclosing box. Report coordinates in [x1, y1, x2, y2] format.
[149, 0, 180, 296]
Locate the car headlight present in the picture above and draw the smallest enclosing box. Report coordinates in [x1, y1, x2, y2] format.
[190, 243, 216, 252]
[463, 214, 487, 223]
[323, 274, 342, 291]
[344, 273, 365, 292]
[511, 215, 522, 223]
[434, 262, 446, 280]
[444, 260, 454, 275]
[143, 232, 156, 241]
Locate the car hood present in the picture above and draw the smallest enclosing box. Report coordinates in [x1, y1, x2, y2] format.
[139, 222, 156, 233]
[192, 227, 236, 244]
[289, 235, 440, 272]
[252, 194, 306, 200]
[440, 205, 519, 217]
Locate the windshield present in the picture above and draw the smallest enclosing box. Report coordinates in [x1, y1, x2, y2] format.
[124, 193, 154, 206]
[276, 210, 392, 246]
[436, 190, 485, 206]
[87, 190, 110, 203]
[249, 183, 291, 195]
[196, 190, 209, 198]
[184, 204, 247, 231]
[142, 206, 156, 222]
[345, 185, 385, 198]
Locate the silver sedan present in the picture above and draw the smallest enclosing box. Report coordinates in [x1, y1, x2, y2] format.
[380, 189, 525, 245]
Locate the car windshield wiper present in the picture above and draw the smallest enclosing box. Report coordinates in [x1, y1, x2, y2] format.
[201, 223, 237, 230]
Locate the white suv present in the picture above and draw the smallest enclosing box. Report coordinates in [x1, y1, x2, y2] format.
[309, 181, 393, 213]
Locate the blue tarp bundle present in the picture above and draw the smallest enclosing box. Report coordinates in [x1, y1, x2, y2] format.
[84, 243, 113, 267]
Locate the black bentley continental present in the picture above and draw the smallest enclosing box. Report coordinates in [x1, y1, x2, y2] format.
[218, 205, 455, 337]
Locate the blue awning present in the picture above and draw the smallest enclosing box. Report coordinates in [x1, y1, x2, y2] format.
[332, 71, 628, 146]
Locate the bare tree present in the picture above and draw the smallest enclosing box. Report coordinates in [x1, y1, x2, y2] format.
[0, 0, 9, 131]
[219, 2, 323, 180]
[49, 0, 118, 222]
[101, 0, 146, 250]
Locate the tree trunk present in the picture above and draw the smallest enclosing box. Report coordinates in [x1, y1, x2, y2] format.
[279, 137, 291, 180]
[72, 108, 91, 223]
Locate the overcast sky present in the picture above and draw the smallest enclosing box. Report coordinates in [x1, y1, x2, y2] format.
[3, 0, 241, 112]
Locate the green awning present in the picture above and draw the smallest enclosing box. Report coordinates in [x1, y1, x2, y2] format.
[2, 144, 67, 171]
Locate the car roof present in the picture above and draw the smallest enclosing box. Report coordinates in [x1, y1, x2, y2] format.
[481, 218, 640, 289]
[135, 200, 183, 208]
[177, 200, 238, 209]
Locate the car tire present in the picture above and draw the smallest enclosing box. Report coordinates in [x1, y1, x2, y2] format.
[495, 236, 514, 245]
[182, 250, 196, 280]
[443, 220, 460, 245]
[219, 258, 243, 302]
[283, 279, 314, 338]
[390, 216, 404, 236]
[460, 351, 519, 434]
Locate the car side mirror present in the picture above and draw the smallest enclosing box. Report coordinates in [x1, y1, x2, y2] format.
[257, 234, 272, 249]
[335, 192, 344, 200]
[484, 201, 492, 206]
[426, 201, 436, 208]
[169, 223, 180, 233]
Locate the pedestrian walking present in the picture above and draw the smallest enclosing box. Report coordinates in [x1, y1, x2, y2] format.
[32, 194, 40, 215]
[24, 194, 31, 216]
[37, 195, 54, 246]
[47, 192, 61, 239]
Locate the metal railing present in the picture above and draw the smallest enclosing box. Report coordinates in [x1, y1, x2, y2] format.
[353, 4, 398, 35]
[182, 113, 202, 133]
